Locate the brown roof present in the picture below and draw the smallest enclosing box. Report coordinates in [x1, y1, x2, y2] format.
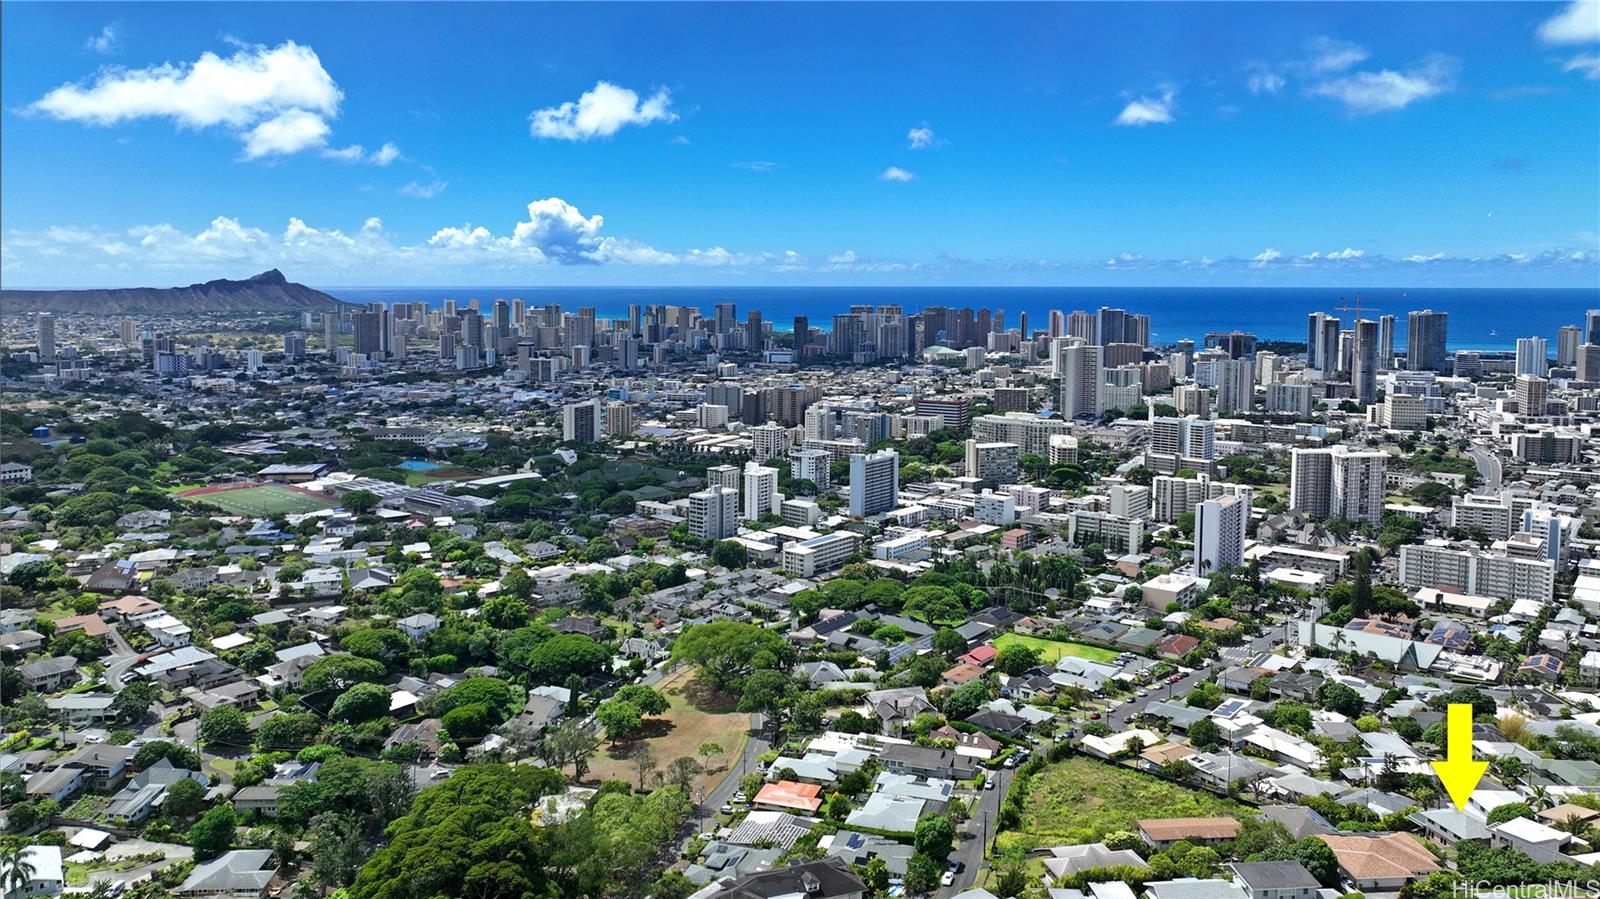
[941, 662, 986, 685]
[1539, 804, 1600, 825]
[55, 613, 109, 637]
[1137, 817, 1241, 841]
[1139, 742, 1197, 766]
[1317, 833, 1439, 881]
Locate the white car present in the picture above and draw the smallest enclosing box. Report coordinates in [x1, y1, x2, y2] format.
[985, 778, 995, 790]
[941, 871, 956, 887]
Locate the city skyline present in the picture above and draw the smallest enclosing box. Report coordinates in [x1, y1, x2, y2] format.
[3, 1, 1598, 288]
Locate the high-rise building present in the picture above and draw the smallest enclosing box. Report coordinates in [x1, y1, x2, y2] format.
[964, 439, 1020, 487]
[1048, 309, 1066, 338]
[1406, 310, 1449, 372]
[1378, 315, 1396, 371]
[1587, 310, 1600, 345]
[1514, 374, 1549, 415]
[688, 485, 739, 541]
[604, 401, 635, 437]
[1578, 344, 1600, 382]
[562, 399, 603, 443]
[1557, 325, 1581, 367]
[1145, 415, 1215, 474]
[1109, 484, 1150, 520]
[1195, 494, 1247, 575]
[1290, 445, 1387, 525]
[1173, 385, 1212, 418]
[120, 317, 139, 347]
[848, 450, 900, 517]
[35, 313, 55, 360]
[353, 311, 383, 357]
[788, 447, 831, 492]
[714, 302, 737, 334]
[283, 333, 307, 359]
[793, 315, 810, 354]
[742, 462, 780, 521]
[323, 312, 340, 356]
[1212, 357, 1255, 413]
[750, 422, 790, 461]
[1066, 311, 1095, 343]
[1515, 337, 1549, 377]
[1306, 312, 1341, 374]
[1353, 318, 1379, 404]
[1095, 307, 1127, 346]
[913, 395, 972, 431]
[1055, 342, 1102, 420]
[707, 464, 741, 492]
[1266, 382, 1314, 417]
[973, 412, 1073, 456]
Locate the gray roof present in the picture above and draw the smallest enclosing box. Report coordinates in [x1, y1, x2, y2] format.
[1230, 861, 1322, 891]
[176, 849, 276, 894]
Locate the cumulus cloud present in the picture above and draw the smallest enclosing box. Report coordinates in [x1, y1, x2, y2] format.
[242, 109, 331, 158]
[1326, 247, 1365, 259]
[1404, 252, 1446, 263]
[1307, 54, 1458, 114]
[907, 123, 944, 149]
[879, 166, 916, 182]
[529, 81, 676, 141]
[369, 142, 401, 165]
[29, 41, 342, 158]
[1538, 1, 1600, 43]
[86, 25, 120, 54]
[1250, 248, 1284, 267]
[1246, 68, 1286, 95]
[1113, 87, 1177, 126]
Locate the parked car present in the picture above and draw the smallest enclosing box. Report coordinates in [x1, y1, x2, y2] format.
[941, 872, 955, 887]
[985, 778, 995, 790]
[720, 804, 734, 814]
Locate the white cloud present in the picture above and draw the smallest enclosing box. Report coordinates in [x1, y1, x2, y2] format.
[1563, 53, 1600, 79]
[670, 135, 692, 146]
[30, 41, 341, 159]
[828, 251, 858, 264]
[1246, 69, 1286, 95]
[1250, 248, 1284, 267]
[369, 142, 401, 165]
[1538, 1, 1600, 43]
[1113, 88, 1176, 126]
[399, 180, 448, 199]
[1326, 247, 1366, 259]
[321, 144, 366, 162]
[529, 81, 676, 141]
[1304, 36, 1370, 74]
[879, 166, 916, 182]
[1307, 54, 1458, 114]
[242, 109, 331, 159]
[907, 123, 944, 149]
[1404, 252, 1446, 263]
[86, 25, 120, 54]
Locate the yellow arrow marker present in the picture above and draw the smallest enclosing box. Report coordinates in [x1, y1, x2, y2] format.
[1430, 703, 1488, 811]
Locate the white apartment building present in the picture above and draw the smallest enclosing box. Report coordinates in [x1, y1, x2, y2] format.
[749, 422, 790, 461]
[1368, 393, 1427, 430]
[964, 439, 1020, 486]
[1195, 494, 1247, 575]
[1398, 540, 1555, 603]
[1266, 382, 1315, 417]
[1151, 474, 1254, 524]
[1066, 510, 1144, 555]
[688, 485, 739, 541]
[1109, 484, 1150, 520]
[742, 462, 781, 521]
[783, 532, 860, 577]
[788, 447, 831, 492]
[1451, 494, 1516, 540]
[1289, 445, 1387, 525]
[974, 490, 1018, 525]
[849, 450, 900, 517]
[562, 399, 603, 442]
[973, 412, 1073, 457]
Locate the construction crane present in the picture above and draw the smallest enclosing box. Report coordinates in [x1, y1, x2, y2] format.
[1334, 294, 1380, 321]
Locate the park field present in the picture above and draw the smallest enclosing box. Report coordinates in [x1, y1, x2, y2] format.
[587, 665, 750, 798]
[993, 632, 1119, 664]
[179, 483, 337, 516]
[1000, 756, 1254, 852]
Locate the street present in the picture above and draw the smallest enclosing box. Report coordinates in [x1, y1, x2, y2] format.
[1468, 445, 1502, 493]
[943, 764, 1011, 897]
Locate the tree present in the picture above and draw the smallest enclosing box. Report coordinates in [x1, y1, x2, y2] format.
[1185, 681, 1223, 710]
[994, 642, 1040, 675]
[329, 682, 391, 724]
[189, 805, 237, 859]
[342, 628, 413, 670]
[931, 628, 968, 658]
[825, 791, 852, 821]
[164, 776, 206, 819]
[913, 814, 955, 861]
[342, 490, 380, 514]
[596, 700, 644, 745]
[542, 720, 602, 782]
[941, 681, 989, 722]
[1318, 681, 1364, 717]
[673, 621, 794, 693]
[110, 681, 158, 722]
[697, 742, 724, 769]
[857, 856, 890, 895]
[1, 847, 37, 895]
[442, 702, 494, 740]
[613, 684, 670, 716]
[1287, 837, 1340, 888]
[737, 669, 792, 722]
[1188, 717, 1222, 752]
[904, 852, 943, 896]
[710, 540, 748, 570]
[522, 634, 611, 683]
[479, 595, 531, 630]
[199, 706, 250, 747]
[1486, 802, 1534, 826]
[632, 743, 658, 791]
[664, 756, 702, 794]
[307, 811, 367, 888]
[368, 762, 419, 825]
[257, 712, 325, 749]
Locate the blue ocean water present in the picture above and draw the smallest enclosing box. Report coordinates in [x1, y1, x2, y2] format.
[325, 286, 1598, 353]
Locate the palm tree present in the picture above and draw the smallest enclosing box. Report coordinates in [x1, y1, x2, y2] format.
[1529, 784, 1553, 811]
[2, 847, 37, 895]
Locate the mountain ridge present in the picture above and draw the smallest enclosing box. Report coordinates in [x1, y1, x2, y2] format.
[1, 270, 353, 314]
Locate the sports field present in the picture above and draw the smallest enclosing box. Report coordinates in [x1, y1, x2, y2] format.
[180, 483, 337, 516]
[993, 632, 1119, 664]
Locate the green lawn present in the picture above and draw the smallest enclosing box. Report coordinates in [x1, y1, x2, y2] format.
[186, 485, 336, 516]
[1000, 756, 1255, 852]
[994, 632, 1119, 664]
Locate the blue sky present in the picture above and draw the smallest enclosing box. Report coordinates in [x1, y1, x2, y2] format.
[2, 1, 1597, 288]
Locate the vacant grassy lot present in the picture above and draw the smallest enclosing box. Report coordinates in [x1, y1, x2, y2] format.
[993, 632, 1119, 664]
[403, 467, 480, 486]
[1000, 756, 1254, 852]
[183, 484, 336, 516]
[587, 665, 749, 798]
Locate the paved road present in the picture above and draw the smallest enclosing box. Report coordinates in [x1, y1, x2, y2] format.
[687, 711, 767, 834]
[1468, 446, 1503, 493]
[945, 764, 1013, 897]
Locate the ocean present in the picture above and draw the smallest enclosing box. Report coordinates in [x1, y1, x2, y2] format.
[323, 286, 1599, 353]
